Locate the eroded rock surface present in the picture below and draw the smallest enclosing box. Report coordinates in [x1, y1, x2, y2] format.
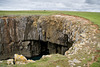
[0, 15, 99, 60]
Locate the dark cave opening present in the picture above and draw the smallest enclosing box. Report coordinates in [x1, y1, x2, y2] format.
[26, 40, 50, 60]
[40, 41, 50, 55]
[26, 40, 73, 60]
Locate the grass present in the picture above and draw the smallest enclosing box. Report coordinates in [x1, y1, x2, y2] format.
[90, 62, 100, 67]
[4, 54, 69, 67]
[90, 57, 100, 67]
[0, 10, 100, 26]
[0, 60, 8, 67]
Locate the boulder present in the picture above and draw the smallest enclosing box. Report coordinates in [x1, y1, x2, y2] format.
[14, 54, 27, 64]
[0, 61, 3, 63]
[14, 54, 35, 64]
[7, 59, 13, 65]
[27, 60, 35, 63]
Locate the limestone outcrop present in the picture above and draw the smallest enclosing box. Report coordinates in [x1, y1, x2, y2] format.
[0, 15, 99, 60]
[14, 54, 27, 64]
[7, 54, 35, 65]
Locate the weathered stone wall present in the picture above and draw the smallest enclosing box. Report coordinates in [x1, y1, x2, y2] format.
[0, 15, 99, 60]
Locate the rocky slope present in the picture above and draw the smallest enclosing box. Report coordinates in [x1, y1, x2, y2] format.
[0, 15, 100, 60]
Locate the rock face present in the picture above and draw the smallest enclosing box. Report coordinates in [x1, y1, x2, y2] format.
[0, 15, 99, 60]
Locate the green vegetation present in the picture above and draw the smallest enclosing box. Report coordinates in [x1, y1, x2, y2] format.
[90, 57, 100, 67]
[0, 54, 69, 67]
[90, 62, 100, 67]
[97, 57, 100, 62]
[0, 10, 100, 26]
[0, 60, 8, 67]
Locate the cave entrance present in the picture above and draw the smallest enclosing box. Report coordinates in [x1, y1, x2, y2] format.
[40, 41, 49, 55]
[27, 40, 50, 60]
[27, 40, 72, 60]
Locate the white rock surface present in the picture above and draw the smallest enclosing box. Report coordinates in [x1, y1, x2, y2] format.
[0, 61, 3, 63]
[42, 55, 52, 58]
[7, 59, 13, 65]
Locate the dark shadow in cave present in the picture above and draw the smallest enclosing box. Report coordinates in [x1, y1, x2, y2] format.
[26, 40, 50, 60]
[25, 39, 73, 60]
[26, 55, 43, 61]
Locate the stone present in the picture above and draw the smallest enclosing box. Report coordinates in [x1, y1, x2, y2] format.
[82, 58, 85, 60]
[68, 60, 73, 63]
[80, 42, 85, 46]
[80, 33, 86, 38]
[83, 64, 86, 66]
[14, 54, 35, 64]
[65, 51, 68, 55]
[0, 61, 3, 63]
[97, 42, 100, 48]
[88, 51, 91, 54]
[42, 55, 52, 58]
[7, 59, 13, 65]
[56, 65, 60, 67]
[68, 60, 76, 67]
[77, 66, 81, 67]
[27, 60, 35, 63]
[15, 61, 25, 64]
[70, 62, 75, 66]
[14, 54, 27, 64]
[68, 59, 81, 67]
[73, 59, 81, 63]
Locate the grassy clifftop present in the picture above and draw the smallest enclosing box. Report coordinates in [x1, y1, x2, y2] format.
[0, 10, 100, 26]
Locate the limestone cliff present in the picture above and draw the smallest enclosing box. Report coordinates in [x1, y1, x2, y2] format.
[0, 15, 99, 60]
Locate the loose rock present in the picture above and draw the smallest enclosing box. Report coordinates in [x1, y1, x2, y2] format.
[7, 59, 13, 65]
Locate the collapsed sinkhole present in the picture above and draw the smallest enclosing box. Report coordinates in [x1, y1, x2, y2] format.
[1, 15, 97, 60]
